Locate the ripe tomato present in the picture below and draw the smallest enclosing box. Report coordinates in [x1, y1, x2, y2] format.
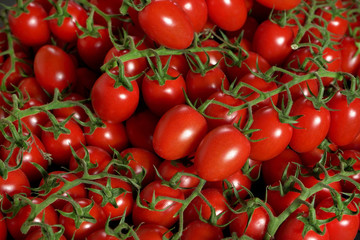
[86, 229, 119, 240]
[194, 124, 250, 181]
[34, 45, 77, 94]
[0, 212, 7, 240]
[18, 77, 49, 104]
[181, 220, 223, 240]
[25, 229, 66, 240]
[52, 93, 88, 122]
[91, 72, 139, 123]
[19, 98, 48, 137]
[132, 180, 185, 228]
[128, 223, 173, 240]
[48, 1, 87, 43]
[153, 104, 208, 160]
[340, 36, 360, 75]
[138, 1, 194, 49]
[90, 0, 125, 30]
[59, 198, 107, 240]
[207, 0, 247, 31]
[191, 39, 226, 72]
[249, 106, 293, 161]
[173, 0, 208, 32]
[256, 0, 301, 10]
[8, 2, 50, 46]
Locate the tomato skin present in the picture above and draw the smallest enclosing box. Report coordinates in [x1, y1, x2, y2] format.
[8, 2, 50, 46]
[153, 104, 208, 160]
[252, 20, 294, 66]
[86, 229, 119, 240]
[53, 93, 88, 122]
[6, 197, 58, 240]
[84, 120, 129, 154]
[249, 106, 293, 161]
[194, 124, 250, 181]
[327, 91, 360, 146]
[20, 98, 49, 137]
[174, 0, 208, 32]
[59, 198, 107, 240]
[34, 45, 77, 94]
[256, 0, 300, 10]
[48, 1, 88, 43]
[0, 169, 31, 210]
[90, 0, 124, 30]
[18, 77, 49, 104]
[207, 0, 247, 31]
[316, 197, 359, 240]
[142, 68, 187, 116]
[181, 220, 223, 240]
[88, 177, 134, 220]
[340, 36, 360, 75]
[128, 223, 173, 240]
[41, 118, 86, 166]
[290, 97, 331, 153]
[25, 229, 66, 240]
[138, 1, 194, 49]
[0, 212, 6, 240]
[132, 180, 185, 228]
[91, 72, 139, 123]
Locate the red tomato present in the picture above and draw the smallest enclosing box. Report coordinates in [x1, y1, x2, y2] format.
[25, 229, 66, 240]
[48, 1, 87, 42]
[52, 93, 88, 122]
[132, 180, 185, 228]
[128, 223, 173, 240]
[88, 177, 134, 220]
[252, 20, 294, 66]
[18, 77, 49, 103]
[142, 68, 187, 116]
[181, 220, 223, 240]
[19, 98, 48, 137]
[150, 54, 189, 77]
[138, 1, 194, 49]
[86, 229, 119, 240]
[256, 0, 301, 10]
[6, 197, 58, 240]
[191, 40, 226, 72]
[41, 118, 86, 166]
[0, 169, 31, 210]
[8, 2, 50, 46]
[183, 188, 230, 226]
[206, 0, 247, 31]
[34, 45, 77, 94]
[59, 198, 107, 240]
[125, 110, 159, 152]
[316, 197, 359, 240]
[91, 72, 139, 123]
[90, 0, 125, 30]
[290, 97, 331, 153]
[0, 212, 6, 240]
[84, 120, 129, 154]
[229, 201, 274, 240]
[0, 135, 48, 182]
[340, 36, 360, 75]
[174, 0, 208, 32]
[249, 106, 293, 161]
[194, 124, 250, 181]
[186, 67, 229, 104]
[327, 91, 360, 146]
[73, 68, 98, 98]
[153, 104, 208, 160]
[38, 171, 87, 210]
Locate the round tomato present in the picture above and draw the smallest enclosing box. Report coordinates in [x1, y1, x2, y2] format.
[0, 212, 7, 240]
[256, 0, 301, 10]
[128, 223, 173, 240]
[182, 220, 223, 240]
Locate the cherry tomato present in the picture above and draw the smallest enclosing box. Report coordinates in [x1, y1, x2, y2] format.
[18, 77, 49, 104]
[340, 36, 360, 75]
[25, 229, 66, 240]
[181, 220, 223, 240]
[256, 0, 300, 10]
[174, 0, 208, 32]
[19, 98, 49, 137]
[128, 223, 173, 240]
[90, 0, 125, 30]
[0, 212, 6, 240]
[86, 229, 119, 240]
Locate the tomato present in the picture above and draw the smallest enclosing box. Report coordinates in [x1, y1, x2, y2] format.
[316, 197, 359, 240]
[153, 104, 208, 160]
[120, 148, 161, 186]
[48, 1, 87, 43]
[128, 223, 173, 240]
[0, 212, 7, 240]
[73, 68, 98, 98]
[59, 198, 107, 240]
[138, 1, 194, 49]
[256, 0, 300, 10]
[53, 93, 88, 122]
[84, 120, 129, 154]
[91, 72, 139, 123]
[90, 0, 125, 30]
[18, 77, 49, 104]
[191, 39, 226, 72]
[41, 118, 86, 166]
[181, 220, 223, 240]
[275, 212, 329, 240]
[88, 177, 134, 220]
[0, 169, 31, 210]
[229, 201, 274, 240]
[142, 68, 187, 116]
[261, 149, 302, 186]
[207, 0, 247, 31]
[174, 0, 208, 32]
[289, 97, 331, 153]
[252, 20, 294, 66]
[204, 91, 248, 130]
[327, 91, 360, 146]
[25, 229, 66, 240]
[38, 171, 87, 210]
[77, 27, 113, 70]
[132, 180, 185, 228]
[19, 98, 48, 137]
[125, 109, 159, 152]
[86, 229, 119, 240]
[151, 54, 189, 77]
[283, 47, 319, 72]
[186, 67, 229, 104]
[249, 106, 293, 161]
[6, 197, 58, 240]
[183, 188, 230, 226]
[8, 2, 50, 46]
[157, 160, 200, 197]
[340, 36, 360, 75]
[0, 135, 48, 182]
[194, 124, 250, 181]
[34, 45, 77, 94]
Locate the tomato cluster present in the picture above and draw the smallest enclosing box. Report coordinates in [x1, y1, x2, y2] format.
[1, 0, 360, 239]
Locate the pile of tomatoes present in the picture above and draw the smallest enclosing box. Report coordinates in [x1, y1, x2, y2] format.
[1, 0, 360, 239]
